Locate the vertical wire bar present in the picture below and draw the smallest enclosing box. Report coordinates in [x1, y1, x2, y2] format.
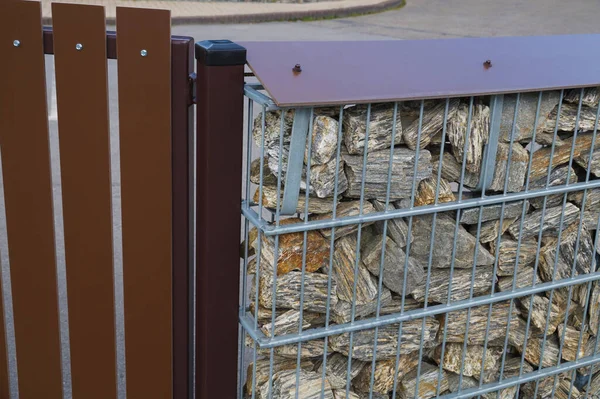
[241, 99, 254, 314]
[481, 93, 533, 394]
[407, 100, 429, 398]
[240, 100, 254, 316]
[584, 213, 600, 396]
[391, 100, 427, 399]
[496, 93, 523, 383]
[476, 155, 507, 397]
[244, 98, 255, 210]
[532, 89, 566, 399]
[320, 105, 345, 399]
[295, 107, 314, 399]
[424, 99, 453, 398]
[535, 90, 576, 395]
[549, 89, 586, 399]
[435, 123, 469, 395]
[473, 94, 519, 399]
[345, 104, 372, 398]
[434, 98, 452, 397]
[540, 91, 580, 398]
[239, 97, 255, 399]
[453, 97, 478, 392]
[239, 220, 250, 399]
[512, 91, 544, 399]
[472, 95, 512, 399]
[561, 94, 596, 399]
[567, 94, 600, 398]
[266, 109, 288, 399]
[250, 105, 268, 399]
[368, 102, 399, 398]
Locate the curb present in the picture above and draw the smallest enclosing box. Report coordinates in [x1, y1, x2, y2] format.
[41, 0, 404, 26]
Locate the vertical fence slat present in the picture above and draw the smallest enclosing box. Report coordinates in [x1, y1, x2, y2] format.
[171, 37, 194, 399]
[116, 7, 173, 399]
[52, 4, 117, 399]
[0, 2, 63, 398]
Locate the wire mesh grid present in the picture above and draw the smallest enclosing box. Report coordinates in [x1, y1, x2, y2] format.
[239, 85, 600, 399]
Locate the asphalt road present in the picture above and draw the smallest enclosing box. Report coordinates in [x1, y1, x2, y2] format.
[3, 0, 600, 398]
[174, 0, 600, 41]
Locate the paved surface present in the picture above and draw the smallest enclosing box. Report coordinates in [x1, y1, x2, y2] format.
[42, 0, 600, 35]
[41, 0, 403, 24]
[172, 0, 600, 41]
[43, 0, 600, 39]
[310, 0, 600, 39]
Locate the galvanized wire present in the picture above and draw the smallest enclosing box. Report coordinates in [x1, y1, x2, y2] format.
[240, 88, 600, 399]
[344, 103, 372, 398]
[367, 102, 399, 398]
[434, 98, 452, 398]
[399, 99, 426, 399]
[295, 107, 314, 399]
[319, 105, 345, 399]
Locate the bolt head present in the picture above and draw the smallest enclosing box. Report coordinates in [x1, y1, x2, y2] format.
[140, 49, 148, 57]
[75, 43, 83, 51]
[13, 40, 20, 47]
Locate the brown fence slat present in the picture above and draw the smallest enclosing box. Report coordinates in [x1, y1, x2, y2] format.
[0, 2, 63, 398]
[52, 4, 117, 398]
[116, 7, 173, 398]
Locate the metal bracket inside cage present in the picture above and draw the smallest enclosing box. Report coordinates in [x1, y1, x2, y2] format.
[475, 94, 503, 191]
[281, 108, 311, 215]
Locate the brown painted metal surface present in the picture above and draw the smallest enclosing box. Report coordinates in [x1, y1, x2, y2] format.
[0, 2, 63, 398]
[44, 27, 116, 59]
[117, 7, 173, 398]
[196, 60, 245, 399]
[171, 37, 194, 399]
[242, 36, 600, 106]
[52, 4, 117, 398]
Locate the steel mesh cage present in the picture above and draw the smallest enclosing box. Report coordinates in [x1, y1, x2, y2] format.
[239, 69, 600, 399]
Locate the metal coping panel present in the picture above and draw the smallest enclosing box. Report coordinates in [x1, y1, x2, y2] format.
[241, 36, 600, 107]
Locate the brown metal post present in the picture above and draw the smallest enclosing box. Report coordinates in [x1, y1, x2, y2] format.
[171, 36, 195, 399]
[195, 40, 246, 399]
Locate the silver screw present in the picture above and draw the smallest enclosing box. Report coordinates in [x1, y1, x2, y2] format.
[75, 43, 83, 51]
[140, 49, 148, 57]
[13, 40, 20, 47]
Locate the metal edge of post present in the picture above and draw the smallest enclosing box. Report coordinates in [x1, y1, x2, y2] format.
[171, 36, 195, 399]
[195, 39, 246, 399]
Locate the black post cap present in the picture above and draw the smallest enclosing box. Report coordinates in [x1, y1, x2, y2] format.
[195, 40, 246, 66]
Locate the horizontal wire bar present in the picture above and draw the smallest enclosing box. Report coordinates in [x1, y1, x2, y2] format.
[245, 179, 600, 236]
[241, 270, 600, 348]
[243, 84, 280, 111]
[239, 312, 268, 342]
[241, 206, 270, 232]
[438, 352, 600, 399]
